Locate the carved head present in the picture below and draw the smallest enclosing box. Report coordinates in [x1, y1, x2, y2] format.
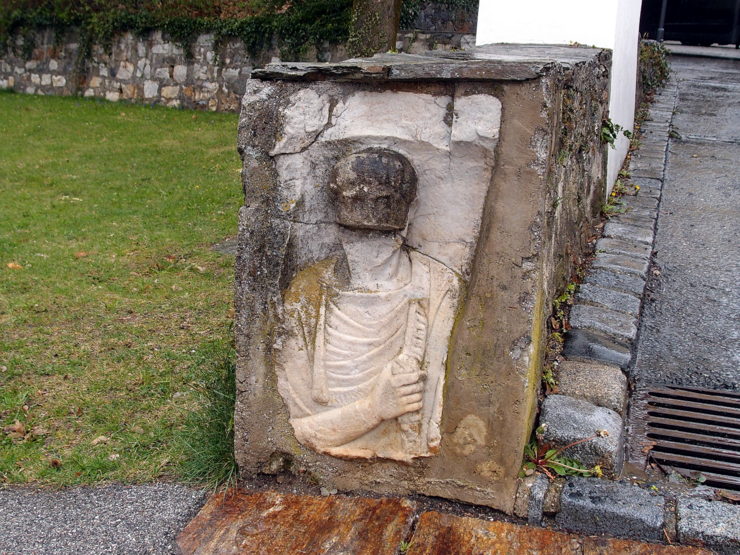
[329, 148, 417, 231]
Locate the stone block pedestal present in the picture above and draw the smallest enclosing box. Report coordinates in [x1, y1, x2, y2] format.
[234, 46, 610, 513]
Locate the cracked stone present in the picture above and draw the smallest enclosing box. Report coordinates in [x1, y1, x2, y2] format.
[407, 510, 698, 554]
[177, 490, 415, 554]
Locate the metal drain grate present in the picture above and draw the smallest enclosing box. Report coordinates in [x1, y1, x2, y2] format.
[644, 385, 740, 490]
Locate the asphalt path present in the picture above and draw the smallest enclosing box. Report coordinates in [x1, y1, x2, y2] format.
[0, 484, 205, 554]
[632, 54, 740, 391]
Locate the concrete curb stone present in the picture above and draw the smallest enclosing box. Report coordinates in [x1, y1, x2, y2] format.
[677, 497, 740, 554]
[562, 328, 632, 367]
[569, 304, 637, 343]
[582, 267, 647, 296]
[556, 360, 627, 414]
[591, 252, 650, 277]
[575, 282, 641, 317]
[556, 478, 665, 541]
[603, 221, 655, 245]
[596, 236, 652, 259]
[540, 395, 623, 473]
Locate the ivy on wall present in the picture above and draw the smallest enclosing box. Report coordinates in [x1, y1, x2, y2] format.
[0, 0, 353, 62]
[400, 0, 478, 29]
[0, 1, 477, 63]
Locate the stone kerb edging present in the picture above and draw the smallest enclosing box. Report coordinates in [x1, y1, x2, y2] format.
[517, 80, 740, 553]
[535, 79, 679, 478]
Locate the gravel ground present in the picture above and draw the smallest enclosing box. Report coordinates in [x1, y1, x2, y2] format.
[0, 483, 206, 554]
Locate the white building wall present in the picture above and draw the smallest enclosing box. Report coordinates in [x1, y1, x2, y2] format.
[476, 0, 643, 194]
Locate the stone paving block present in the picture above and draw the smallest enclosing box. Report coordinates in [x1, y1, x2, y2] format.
[583, 269, 645, 297]
[557, 478, 665, 542]
[612, 212, 657, 228]
[556, 360, 628, 414]
[623, 206, 658, 221]
[604, 221, 655, 245]
[408, 511, 705, 554]
[625, 194, 659, 211]
[576, 282, 641, 317]
[596, 237, 652, 259]
[569, 303, 638, 343]
[177, 490, 415, 555]
[677, 497, 740, 554]
[563, 328, 632, 368]
[591, 252, 650, 278]
[629, 166, 664, 180]
[540, 395, 623, 472]
[632, 177, 663, 197]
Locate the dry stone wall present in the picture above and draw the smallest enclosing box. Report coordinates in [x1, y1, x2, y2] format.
[0, 28, 347, 111]
[0, 28, 471, 112]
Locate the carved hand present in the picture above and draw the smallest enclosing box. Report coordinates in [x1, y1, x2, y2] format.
[370, 362, 423, 421]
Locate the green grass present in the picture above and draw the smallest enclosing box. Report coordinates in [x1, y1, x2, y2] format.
[0, 91, 241, 486]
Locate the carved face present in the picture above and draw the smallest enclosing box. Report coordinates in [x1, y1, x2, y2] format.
[329, 148, 417, 231]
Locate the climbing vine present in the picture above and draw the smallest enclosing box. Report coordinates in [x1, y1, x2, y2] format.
[399, 0, 478, 29]
[0, 1, 352, 62]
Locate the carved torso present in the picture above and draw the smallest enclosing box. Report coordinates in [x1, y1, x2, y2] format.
[276, 249, 460, 462]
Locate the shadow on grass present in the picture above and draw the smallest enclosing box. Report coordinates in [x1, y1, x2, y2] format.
[176, 335, 237, 489]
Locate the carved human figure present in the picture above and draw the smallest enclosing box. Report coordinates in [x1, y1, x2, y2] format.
[276, 148, 461, 462]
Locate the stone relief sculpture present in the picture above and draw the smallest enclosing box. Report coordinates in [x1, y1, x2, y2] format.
[276, 148, 461, 462]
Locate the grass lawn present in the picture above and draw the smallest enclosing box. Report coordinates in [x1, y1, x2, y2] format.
[0, 91, 241, 486]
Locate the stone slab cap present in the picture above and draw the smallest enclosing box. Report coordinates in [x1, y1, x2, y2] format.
[176, 490, 416, 555]
[540, 395, 623, 474]
[557, 477, 666, 542]
[252, 44, 608, 83]
[557, 360, 628, 415]
[409, 510, 705, 554]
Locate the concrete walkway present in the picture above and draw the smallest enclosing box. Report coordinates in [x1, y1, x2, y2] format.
[631, 54, 740, 390]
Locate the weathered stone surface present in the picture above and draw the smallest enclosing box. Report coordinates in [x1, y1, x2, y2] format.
[575, 283, 641, 317]
[177, 490, 415, 555]
[557, 478, 666, 542]
[603, 222, 654, 245]
[569, 304, 638, 343]
[631, 177, 663, 198]
[408, 511, 702, 554]
[625, 194, 660, 211]
[583, 269, 646, 297]
[591, 252, 650, 277]
[611, 212, 657, 228]
[234, 47, 612, 513]
[677, 497, 740, 554]
[513, 474, 548, 524]
[563, 328, 632, 367]
[540, 395, 623, 472]
[556, 360, 628, 414]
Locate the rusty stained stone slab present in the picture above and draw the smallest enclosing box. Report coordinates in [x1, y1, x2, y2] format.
[177, 489, 415, 555]
[407, 512, 710, 555]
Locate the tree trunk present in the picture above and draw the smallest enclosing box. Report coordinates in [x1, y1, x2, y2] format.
[347, 0, 402, 58]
